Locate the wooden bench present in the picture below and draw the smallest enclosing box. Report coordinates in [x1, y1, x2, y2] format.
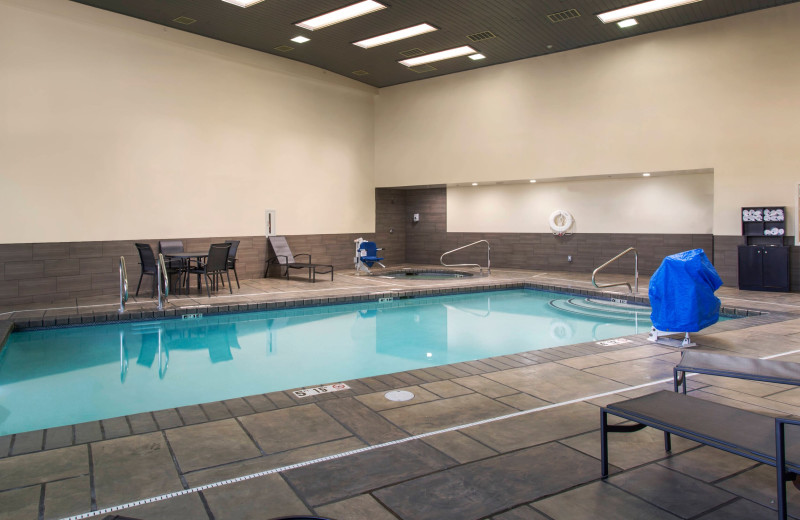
[673, 350, 800, 393]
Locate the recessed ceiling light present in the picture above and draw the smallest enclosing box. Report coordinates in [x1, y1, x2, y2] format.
[469, 53, 486, 60]
[399, 46, 478, 67]
[472, 182, 478, 186]
[221, 0, 265, 7]
[530, 180, 537, 183]
[643, 173, 651, 177]
[597, 0, 702, 24]
[296, 0, 386, 31]
[617, 18, 638, 28]
[291, 36, 310, 43]
[353, 23, 437, 49]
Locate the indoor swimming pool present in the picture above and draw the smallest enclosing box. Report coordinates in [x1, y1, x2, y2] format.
[0, 289, 658, 435]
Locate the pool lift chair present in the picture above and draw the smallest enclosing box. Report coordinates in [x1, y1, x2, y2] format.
[354, 237, 384, 274]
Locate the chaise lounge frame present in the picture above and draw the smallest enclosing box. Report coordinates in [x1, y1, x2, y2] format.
[265, 236, 334, 283]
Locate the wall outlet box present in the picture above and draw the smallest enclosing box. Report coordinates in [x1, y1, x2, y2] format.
[567, 255, 573, 262]
[413, 213, 420, 222]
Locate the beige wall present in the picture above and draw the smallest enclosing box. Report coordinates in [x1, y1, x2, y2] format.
[375, 4, 800, 236]
[448, 172, 713, 234]
[0, 0, 377, 243]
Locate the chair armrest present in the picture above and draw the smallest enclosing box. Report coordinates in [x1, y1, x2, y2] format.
[294, 253, 311, 263]
[267, 255, 289, 264]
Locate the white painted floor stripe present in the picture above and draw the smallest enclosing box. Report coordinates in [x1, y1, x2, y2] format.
[59, 347, 800, 520]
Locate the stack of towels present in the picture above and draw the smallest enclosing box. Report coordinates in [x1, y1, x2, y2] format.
[742, 209, 763, 222]
[764, 208, 785, 222]
[764, 228, 786, 236]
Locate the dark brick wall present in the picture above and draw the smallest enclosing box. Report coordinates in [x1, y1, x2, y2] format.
[406, 187, 447, 265]
[375, 188, 407, 265]
[712, 235, 744, 288]
[2, 188, 797, 306]
[0, 237, 272, 306]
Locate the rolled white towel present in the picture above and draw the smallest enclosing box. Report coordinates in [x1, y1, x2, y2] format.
[779, 228, 785, 235]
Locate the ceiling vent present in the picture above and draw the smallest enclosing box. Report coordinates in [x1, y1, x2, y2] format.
[172, 16, 197, 25]
[352, 70, 369, 76]
[274, 45, 294, 52]
[467, 31, 496, 42]
[547, 9, 581, 23]
[399, 48, 425, 58]
[409, 64, 436, 73]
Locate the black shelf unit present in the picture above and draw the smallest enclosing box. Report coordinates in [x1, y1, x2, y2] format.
[738, 206, 789, 291]
[741, 206, 786, 245]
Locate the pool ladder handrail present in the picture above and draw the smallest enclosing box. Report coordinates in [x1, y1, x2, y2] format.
[441, 240, 491, 275]
[119, 256, 128, 313]
[592, 247, 638, 294]
[157, 253, 169, 310]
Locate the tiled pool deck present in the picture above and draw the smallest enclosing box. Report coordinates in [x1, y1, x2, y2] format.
[2, 266, 800, 519]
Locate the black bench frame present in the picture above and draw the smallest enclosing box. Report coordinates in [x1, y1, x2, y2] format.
[601, 392, 800, 519]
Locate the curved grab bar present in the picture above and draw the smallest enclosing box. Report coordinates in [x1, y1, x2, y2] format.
[157, 253, 169, 310]
[119, 256, 129, 314]
[441, 240, 491, 275]
[592, 247, 638, 293]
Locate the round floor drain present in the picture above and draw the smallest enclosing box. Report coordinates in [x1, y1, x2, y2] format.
[385, 390, 415, 402]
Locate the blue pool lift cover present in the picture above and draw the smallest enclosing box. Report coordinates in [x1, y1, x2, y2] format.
[648, 249, 723, 332]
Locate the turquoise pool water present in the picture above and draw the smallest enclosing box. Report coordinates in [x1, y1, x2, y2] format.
[0, 289, 655, 435]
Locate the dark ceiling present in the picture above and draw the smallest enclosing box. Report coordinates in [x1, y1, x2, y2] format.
[70, 0, 799, 88]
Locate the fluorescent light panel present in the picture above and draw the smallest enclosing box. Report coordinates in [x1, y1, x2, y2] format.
[617, 18, 638, 27]
[353, 23, 437, 49]
[399, 46, 477, 67]
[221, 0, 265, 7]
[597, 0, 702, 24]
[469, 53, 486, 60]
[296, 0, 386, 31]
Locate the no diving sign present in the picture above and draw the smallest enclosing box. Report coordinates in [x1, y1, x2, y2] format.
[293, 383, 350, 398]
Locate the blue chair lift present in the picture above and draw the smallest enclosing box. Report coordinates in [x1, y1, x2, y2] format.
[354, 237, 385, 274]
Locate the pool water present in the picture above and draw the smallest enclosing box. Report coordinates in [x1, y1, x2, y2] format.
[0, 289, 655, 435]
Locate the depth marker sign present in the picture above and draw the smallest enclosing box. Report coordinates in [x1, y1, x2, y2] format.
[293, 383, 350, 398]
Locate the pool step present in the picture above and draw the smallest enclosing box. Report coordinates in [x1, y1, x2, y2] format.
[129, 322, 164, 334]
[549, 297, 650, 322]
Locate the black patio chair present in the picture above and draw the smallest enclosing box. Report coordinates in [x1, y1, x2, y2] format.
[185, 243, 232, 297]
[134, 243, 157, 297]
[158, 239, 186, 288]
[225, 239, 240, 289]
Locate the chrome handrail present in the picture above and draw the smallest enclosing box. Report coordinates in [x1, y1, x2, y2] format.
[592, 247, 638, 293]
[441, 240, 491, 275]
[157, 253, 169, 310]
[119, 256, 128, 313]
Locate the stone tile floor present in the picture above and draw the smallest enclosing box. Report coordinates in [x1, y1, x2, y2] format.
[2, 266, 800, 519]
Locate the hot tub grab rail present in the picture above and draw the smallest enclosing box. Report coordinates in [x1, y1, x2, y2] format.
[441, 240, 491, 275]
[592, 247, 638, 294]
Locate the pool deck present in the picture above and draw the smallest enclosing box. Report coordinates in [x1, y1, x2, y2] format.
[3, 266, 800, 519]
